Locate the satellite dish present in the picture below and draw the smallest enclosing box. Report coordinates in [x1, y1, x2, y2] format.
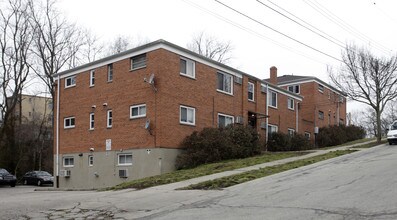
[145, 119, 150, 130]
[148, 73, 155, 84]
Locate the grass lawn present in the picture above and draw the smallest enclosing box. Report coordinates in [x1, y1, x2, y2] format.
[318, 138, 376, 150]
[180, 150, 356, 190]
[105, 151, 308, 190]
[351, 139, 387, 148]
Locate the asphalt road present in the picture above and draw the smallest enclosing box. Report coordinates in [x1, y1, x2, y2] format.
[1, 143, 396, 219]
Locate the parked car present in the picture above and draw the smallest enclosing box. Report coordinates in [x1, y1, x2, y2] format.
[0, 168, 17, 187]
[22, 171, 54, 186]
[387, 120, 397, 145]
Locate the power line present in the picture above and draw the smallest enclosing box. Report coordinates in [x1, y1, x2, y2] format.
[182, 0, 330, 65]
[303, 0, 391, 55]
[214, 0, 342, 62]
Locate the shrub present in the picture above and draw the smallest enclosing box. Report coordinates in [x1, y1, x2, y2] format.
[267, 132, 313, 152]
[316, 125, 366, 148]
[175, 125, 261, 169]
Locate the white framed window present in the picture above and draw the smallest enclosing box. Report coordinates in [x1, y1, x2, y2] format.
[319, 111, 324, 120]
[118, 153, 132, 166]
[63, 157, 74, 167]
[268, 90, 277, 108]
[248, 82, 255, 101]
[304, 132, 311, 140]
[288, 98, 294, 110]
[64, 117, 75, 129]
[180, 105, 195, 126]
[88, 155, 94, 166]
[107, 110, 113, 128]
[180, 57, 195, 78]
[108, 64, 113, 82]
[89, 113, 94, 130]
[288, 85, 300, 94]
[217, 72, 233, 95]
[267, 124, 278, 138]
[318, 84, 324, 93]
[65, 76, 76, 88]
[130, 104, 146, 119]
[218, 113, 234, 128]
[131, 54, 146, 70]
[89, 70, 95, 87]
[288, 128, 295, 136]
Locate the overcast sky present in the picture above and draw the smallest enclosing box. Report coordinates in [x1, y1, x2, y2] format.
[58, 0, 397, 112]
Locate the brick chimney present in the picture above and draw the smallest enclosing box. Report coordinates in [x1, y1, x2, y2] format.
[270, 66, 278, 85]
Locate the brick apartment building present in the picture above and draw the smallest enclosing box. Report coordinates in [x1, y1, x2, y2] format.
[53, 40, 305, 189]
[267, 72, 347, 141]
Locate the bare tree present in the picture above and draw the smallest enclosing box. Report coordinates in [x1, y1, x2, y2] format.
[0, 0, 34, 171]
[187, 31, 233, 63]
[329, 44, 397, 142]
[106, 35, 150, 56]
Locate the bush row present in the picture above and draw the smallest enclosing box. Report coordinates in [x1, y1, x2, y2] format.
[267, 132, 313, 152]
[175, 125, 261, 169]
[316, 125, 366, 148]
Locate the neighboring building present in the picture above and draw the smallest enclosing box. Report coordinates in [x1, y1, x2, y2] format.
[53, 39, 303, 189]
[12, 94, 52, 126]
[267, 70, 347, 142]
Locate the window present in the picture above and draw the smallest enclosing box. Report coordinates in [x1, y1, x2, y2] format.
[63, 157, 74, 167]
[288, 128, 295, 136]
[107, 110, 113, 128]
[118, 153, 132, 166]
[88, 155, 93, 166]
[89, 113, 94, 130]
[108, 64, 113, 82]
[217, 72, 233, 94]
[131, 54, 146, 70]
[248, 82, 255, 101]
[318, 84, 324, 93]
[130, 104, 146, 119]
[180, 105, 195, 126]
[287, 85, 300, 94]
[288, 98, 294, 110]
[268, 90, 277, 108]
[65, 76, 76, 88]
[180, 57, 195, 78]
[218, 113, 234, 128]
[64, 117, 75, 129]
[328, 91, 331, 99]
[89, 70, 95, 87]
[267, 124, 278, 138]
[304, 132, 311, 140]
[319, 111, 324, 120]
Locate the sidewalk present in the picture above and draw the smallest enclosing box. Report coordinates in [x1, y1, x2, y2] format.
[150, 140, 380, 191]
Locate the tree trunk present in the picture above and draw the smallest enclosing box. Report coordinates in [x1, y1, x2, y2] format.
[376, 109, 382, 143]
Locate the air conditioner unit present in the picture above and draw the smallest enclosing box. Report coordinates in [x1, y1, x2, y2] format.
[61, 170, 71, 178]
[339, 96, 344, 103]
[260, 122, 267, 129]
[235, 116, 244, 124]
[119, 169, 128, 178]
[261, 85, 266, 93]
[234, 76, 242, 85]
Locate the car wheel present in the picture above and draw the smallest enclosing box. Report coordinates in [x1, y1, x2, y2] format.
[23, 180, 28, 185]
[389, 142, 393, 145]
[10, 183, 16, 187]
[37, 180, 41, 186]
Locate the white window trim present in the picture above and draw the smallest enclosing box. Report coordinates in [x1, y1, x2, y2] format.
[130, 104, 146, 119]
[288, 128, 295, 136]
[248, 82, 255, 101]
[89, 70, 95, 87]
[268, 90, 278, 108]
[305, 132, 311, 140]
[319, 111, 324, 120]
[63, 157, 74, 167]
[118, 153, 132, 166]
[64, 117, 75, 129]
[288, 85, 300, 94]
[268, 124, 278, 134]
[89, 113, 94, 130]
[180, 57, 195, 79]
[107, 110, 113, 128]
[318, 84, 324, 93]
[130, 54, 147, 70]
[288, 98, 295, 110]
[217, 72, 233, 95]
[218, 113, 234, 128]
[65, 76, 76, 88]
[180, 105, 196, 126]
[88, 155, 94, 166]
[107, 64, 113, 82]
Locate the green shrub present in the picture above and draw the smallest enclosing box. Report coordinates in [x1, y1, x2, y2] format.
[267, 132, 313, 152]
[316, 125, 366, 148]
[176, 125, 261, 169]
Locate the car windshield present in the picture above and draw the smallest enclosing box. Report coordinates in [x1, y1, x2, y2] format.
[0, 169, 10, 175]
[392, 122, 397, 131]
[36, 171, 51, 176]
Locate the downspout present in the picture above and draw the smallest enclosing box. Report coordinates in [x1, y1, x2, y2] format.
[265, 83, 269, 143]
[337, 99, 340, 125]
[56, 76, 60, 188]
[296, 101, 299, 133]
